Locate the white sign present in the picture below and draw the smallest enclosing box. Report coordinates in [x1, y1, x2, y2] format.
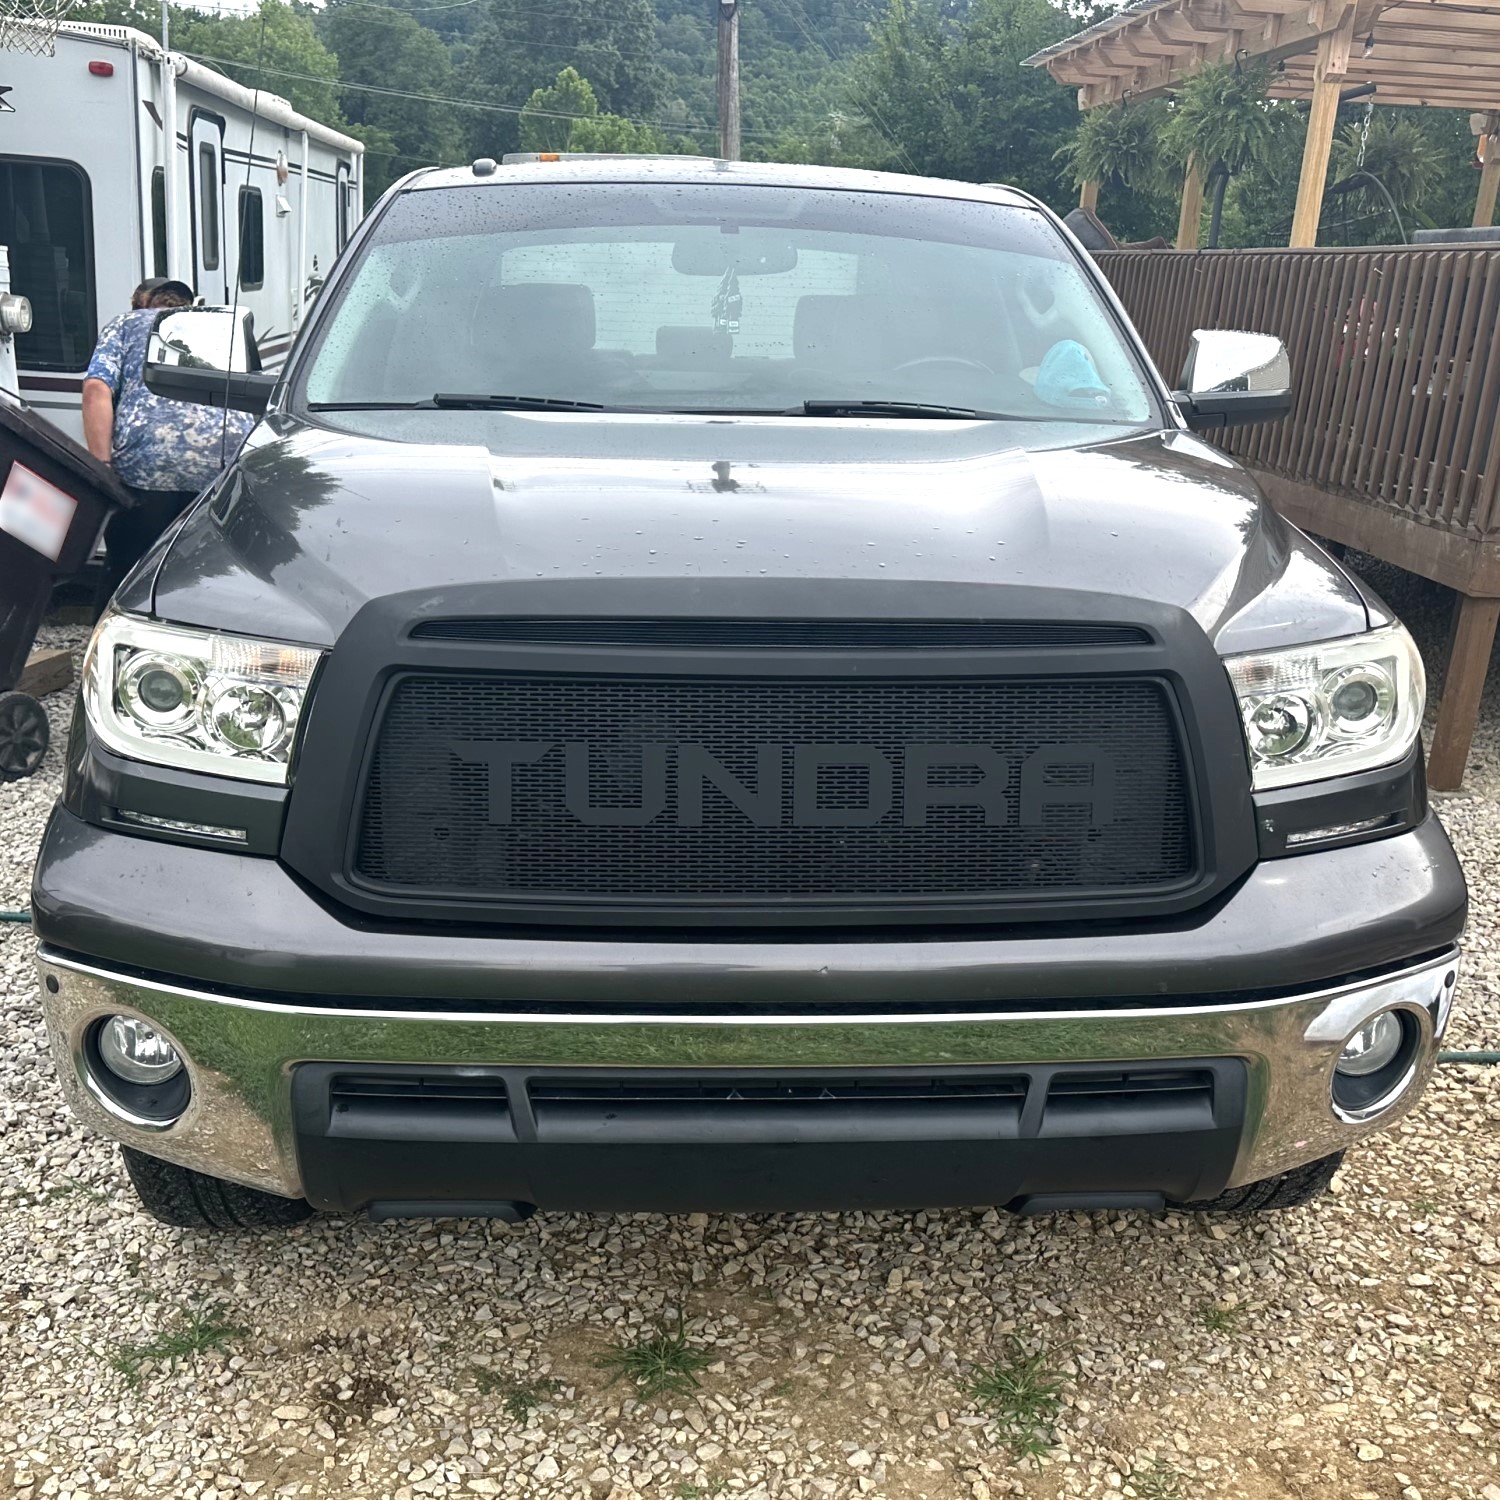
[0, 462, 78, 562]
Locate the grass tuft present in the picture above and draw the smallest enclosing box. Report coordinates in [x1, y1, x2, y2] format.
[675, 1480, 728, 1499]
[44, 1180, 111, 1204]
[598, 1310, 713, 1401]
[1198, 1302, 1244, 1335]
[471, 1370, 562, 1423]
[109, 1304, 248, 1387]
[1132, 1458, 1189, 1499]
[962, 1337, 1067, 1465]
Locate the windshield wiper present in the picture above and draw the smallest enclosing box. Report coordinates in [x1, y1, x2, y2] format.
[306, 401, 430, 411]
[796, 399, 1004, 419]
[430, 393, 608, 411]
[307, 394, 611, 413]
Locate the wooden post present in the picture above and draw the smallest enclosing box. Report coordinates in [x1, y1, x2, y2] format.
[1289, 15, 1356, 249]
[1079, 179, 1100, 213]
[1428, 594, 1500, 791]
[1176, 155, 1204, 250]
[716, 0, 741, 162]
[1476, 116, 1500, 229]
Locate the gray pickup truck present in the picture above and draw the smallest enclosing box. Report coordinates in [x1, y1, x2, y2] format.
[33, 158, 1464, 1228]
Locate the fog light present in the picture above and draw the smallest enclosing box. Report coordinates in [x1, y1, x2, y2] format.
[1336, 1010, 1404, 1077]
[98, 1015, 182, 1085]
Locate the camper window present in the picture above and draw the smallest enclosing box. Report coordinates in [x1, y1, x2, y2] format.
[238, 187, 264, 291]
[0, 155, 96, 373]
[336, 162, 351, 251]
[199, 144, 221, 272]
[151, 169, 167, 279]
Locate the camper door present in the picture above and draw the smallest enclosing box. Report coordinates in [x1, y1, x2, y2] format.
[189, 112, 227, 305]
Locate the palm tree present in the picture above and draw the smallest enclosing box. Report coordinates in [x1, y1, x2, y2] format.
[1163, 62, 1290, 248]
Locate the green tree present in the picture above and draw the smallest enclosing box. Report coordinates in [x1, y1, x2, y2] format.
[568, 114, 668, 154]
[320, 0, 466, 196]
[842, 0, 1107, 211]
[1406, 108, 1492, 231]
[70, 0, 164, 36]
[841, 0, 958, 172]
[519, 67, 600, 153]
[172, 0, 344, 125]
[462, 0, 666, 160]
[1162, 62, 1290, 248]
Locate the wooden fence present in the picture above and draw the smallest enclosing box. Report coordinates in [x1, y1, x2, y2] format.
[1097, 246, 1500, 789]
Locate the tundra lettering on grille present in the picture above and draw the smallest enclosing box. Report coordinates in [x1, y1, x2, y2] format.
[354, 674, 1193, 905]
[447, 741, 1117, 829]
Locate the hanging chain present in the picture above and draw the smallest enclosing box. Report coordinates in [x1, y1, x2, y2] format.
[1356, 100, 1374, 169]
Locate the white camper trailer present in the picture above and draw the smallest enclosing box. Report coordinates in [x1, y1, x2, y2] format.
[1, 21, 363, 443]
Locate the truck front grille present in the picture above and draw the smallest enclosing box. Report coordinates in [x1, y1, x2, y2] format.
[351, 672, 1195, 912]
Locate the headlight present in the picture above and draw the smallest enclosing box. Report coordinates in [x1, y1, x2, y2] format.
[83, 609, 323, 784]
[1223, 623, 1424, 790]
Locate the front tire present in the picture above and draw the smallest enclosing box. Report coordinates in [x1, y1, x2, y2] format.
[1175, 1150, 1344, 1213]
[122, 1147, 314, 1229]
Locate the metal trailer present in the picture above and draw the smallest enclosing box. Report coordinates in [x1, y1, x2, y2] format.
[0, 21, 363, 444]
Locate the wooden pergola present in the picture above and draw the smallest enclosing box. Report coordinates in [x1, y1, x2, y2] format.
[1025, 0, 1500, 247]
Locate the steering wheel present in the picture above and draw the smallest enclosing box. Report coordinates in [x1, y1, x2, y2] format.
[890, 355, 997, 378]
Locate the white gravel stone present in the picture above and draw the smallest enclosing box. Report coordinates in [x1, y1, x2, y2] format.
[3, 594, 1500, 1499]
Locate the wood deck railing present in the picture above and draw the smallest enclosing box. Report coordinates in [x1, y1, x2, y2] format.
[1096, 246, 1500, 788]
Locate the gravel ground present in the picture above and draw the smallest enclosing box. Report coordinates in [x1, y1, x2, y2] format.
[2, 591, 1499, 1500]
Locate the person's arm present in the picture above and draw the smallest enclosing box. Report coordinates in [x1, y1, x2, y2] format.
[82, 378, 115, 463]
[83, 315, 128, 465]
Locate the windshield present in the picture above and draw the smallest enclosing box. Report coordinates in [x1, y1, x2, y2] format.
[296, 182, 1157, 425]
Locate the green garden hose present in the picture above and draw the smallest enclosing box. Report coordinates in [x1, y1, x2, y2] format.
[0, 908, 31, 924]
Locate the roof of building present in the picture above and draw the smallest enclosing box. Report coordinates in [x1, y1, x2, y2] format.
[1024, 0, 1500, 114]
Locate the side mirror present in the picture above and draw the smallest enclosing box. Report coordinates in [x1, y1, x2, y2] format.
[1173, 330, 1292, 430]
[143, 307, 277, 416]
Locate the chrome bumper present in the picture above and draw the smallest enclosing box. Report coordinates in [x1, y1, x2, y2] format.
[37, 946, 1460, 1203]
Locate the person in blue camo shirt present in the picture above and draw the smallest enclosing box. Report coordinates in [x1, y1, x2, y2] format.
[82, 280, 254, 607]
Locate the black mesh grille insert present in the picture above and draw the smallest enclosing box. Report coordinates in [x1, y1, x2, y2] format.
[409, 619, 1152, 650]
[353, 673, 1194, 907]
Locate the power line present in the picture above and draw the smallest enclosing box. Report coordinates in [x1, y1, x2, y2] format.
[183, 49, 785, 138]
[324, 0, 485, 11]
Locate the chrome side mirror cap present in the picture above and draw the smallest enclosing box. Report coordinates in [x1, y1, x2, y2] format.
[143, 307, 276, 416]
[1172, 329, 1293, 430]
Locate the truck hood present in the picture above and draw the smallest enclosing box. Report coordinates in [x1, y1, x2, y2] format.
[148, 414, 1371, 654]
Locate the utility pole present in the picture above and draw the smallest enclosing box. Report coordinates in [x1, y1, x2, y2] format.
[717, 0, 741, 161]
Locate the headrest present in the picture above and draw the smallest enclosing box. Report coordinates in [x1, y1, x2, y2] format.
[793, 295, 877, 362]
[486, 282, 596, 353]
[656, 325, 732, 363]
